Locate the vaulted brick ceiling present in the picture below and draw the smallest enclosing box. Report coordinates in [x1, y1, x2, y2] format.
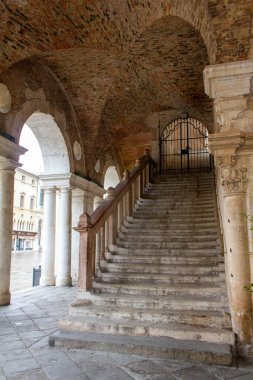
[0, 0, 252, 160]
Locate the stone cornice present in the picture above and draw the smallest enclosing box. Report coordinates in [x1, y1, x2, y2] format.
[204, 60, 253, 99]
[208, 131, 245, 157]
[0, 135, 27, 162]
[39, 172, 105, 198]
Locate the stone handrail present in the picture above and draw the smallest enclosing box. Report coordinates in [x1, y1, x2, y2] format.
[74, 150, 156, 292]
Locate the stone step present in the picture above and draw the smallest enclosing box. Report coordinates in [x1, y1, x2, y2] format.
[97, 270, 225, 285]
[83, 291, 227, 309]
[131, 216, 216, 222]
[118, 241, 220, 249]
[118, 234, 219, 243]
[59, 315, 234, 345]
[110, 246, 223, 256]
[125, 221, 218, 230]
[135, 203, 215, 209]
[106, 252, 222, 265]
[69, 301, 231, 329]
[100, 261, 224, 275]
[120, 228, 218, 236]
[93, 280, 226, 297]
[51, 331, 233, 366]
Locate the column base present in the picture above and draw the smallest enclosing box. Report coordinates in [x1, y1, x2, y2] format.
[40, 277, 55, 286]
[56, 277, 72, 286]
[0, 291, 10, 305]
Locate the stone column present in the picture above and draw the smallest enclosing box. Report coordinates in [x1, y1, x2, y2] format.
[71, 189, 85, 282]
[204, 60, 253, 343]
[218, 158, 252, 342]
[56, 187, 72, 286]
[40, 187, 56, 286]
[0, 158, 19, 305]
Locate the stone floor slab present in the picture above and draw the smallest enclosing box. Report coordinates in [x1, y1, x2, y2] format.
[86, 367, 134, 380]
[1, 357, 39, 375]
[172, 365, 218, 380]
[6, 369, 48, 380]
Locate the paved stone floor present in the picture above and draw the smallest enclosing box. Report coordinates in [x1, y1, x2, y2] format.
[0, 286, 253, 380]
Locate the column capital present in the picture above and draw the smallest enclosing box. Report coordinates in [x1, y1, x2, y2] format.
[208, 132, 249, 195]
[0, 157, 20, 171]
[219, 161, 248, 196]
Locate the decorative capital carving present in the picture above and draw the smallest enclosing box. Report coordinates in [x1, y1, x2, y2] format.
[219, 159, 248, 195]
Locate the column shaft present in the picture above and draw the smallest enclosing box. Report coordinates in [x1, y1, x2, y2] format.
[40, 188, 56, 286]
[0, 160, 17, 305]
[56, 188, 72, 286]
[223, 193, 252, 341]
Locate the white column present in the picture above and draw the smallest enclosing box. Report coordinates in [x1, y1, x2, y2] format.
[56, 187, 72, 286]
[0, 158, 18, 305]
[40, 187, 56, 286]
[71, 189, 85, 282]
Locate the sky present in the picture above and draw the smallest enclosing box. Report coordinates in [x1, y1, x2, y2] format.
[19, 124, 44, 174]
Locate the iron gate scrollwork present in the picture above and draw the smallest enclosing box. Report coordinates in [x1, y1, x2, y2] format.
[159, 117, 212, 174]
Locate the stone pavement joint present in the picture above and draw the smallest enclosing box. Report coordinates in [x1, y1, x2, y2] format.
[0, 286, 252, 379]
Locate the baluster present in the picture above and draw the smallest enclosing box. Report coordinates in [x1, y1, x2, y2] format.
[101, 223, 105, 259]
[95, 229, 101, 273]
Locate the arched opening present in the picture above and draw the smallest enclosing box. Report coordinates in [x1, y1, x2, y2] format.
[159, 117, 211, 174]
[11, 112, 72, 292]
[103, 166, 120, 193]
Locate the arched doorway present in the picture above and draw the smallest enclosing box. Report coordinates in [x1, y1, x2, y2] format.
[159, 117, 212, 174]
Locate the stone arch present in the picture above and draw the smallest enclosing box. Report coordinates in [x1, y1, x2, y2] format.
[101, 159, 121, 191]
[25, 112, 70, 175]
[0, 59, 87, 176]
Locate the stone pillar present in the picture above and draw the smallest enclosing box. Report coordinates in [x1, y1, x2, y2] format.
[0, 136, 26, 305]
[219, 158, 252, 341]
[71, 189, 85, 282]
[56, 187, 72, 286]
[204, 60, 253, 343]
[0, 158, 18, 305]
[40, 187, 56, 286]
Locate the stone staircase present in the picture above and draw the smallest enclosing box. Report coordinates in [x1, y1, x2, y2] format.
[56, 173, 234, 365]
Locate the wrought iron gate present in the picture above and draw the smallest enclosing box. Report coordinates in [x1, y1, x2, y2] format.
[159, 117, 212, 174]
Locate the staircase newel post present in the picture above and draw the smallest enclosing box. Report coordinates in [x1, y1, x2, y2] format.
[74, 212, 93, 292]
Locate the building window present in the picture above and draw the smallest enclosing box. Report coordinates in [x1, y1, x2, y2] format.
[39, 189, 44, 207]
[30, 197, 35, 210]
[21, 175, 25, 182]
[20, 194, 25, 208]
[32, 179, 36, 186]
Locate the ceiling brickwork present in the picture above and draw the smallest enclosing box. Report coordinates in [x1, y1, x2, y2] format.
[0, 1, 252, 173]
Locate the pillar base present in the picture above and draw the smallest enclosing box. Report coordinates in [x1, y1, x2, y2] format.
[0, 291, 10, 305]
[40, 277, 55, 286]
[56, 277, 72, 287]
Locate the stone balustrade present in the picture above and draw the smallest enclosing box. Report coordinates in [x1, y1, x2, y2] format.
[74, 150, 156, 292]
